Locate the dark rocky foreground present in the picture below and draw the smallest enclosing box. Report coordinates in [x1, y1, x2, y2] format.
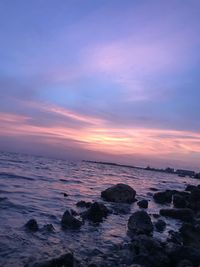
[25, 183, 200, 267]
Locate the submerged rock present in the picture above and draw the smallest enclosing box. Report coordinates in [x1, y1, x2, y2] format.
[137, 200, 148, 209]
[101, 183, 136, 203]
[61, 210, 82, 229]
[41, 224, 55, 233]
[25, 219, 39, 232]
[155, 219, 166, 232]
[160, 208, 194, 222]
[83, 202, 109, 223]
[128, 211, 153, 235]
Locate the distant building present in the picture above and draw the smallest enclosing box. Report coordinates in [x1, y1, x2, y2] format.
[176, 169, 195, 177]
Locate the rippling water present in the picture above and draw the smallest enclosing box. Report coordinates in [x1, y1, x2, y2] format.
[0, 151, 199, 267]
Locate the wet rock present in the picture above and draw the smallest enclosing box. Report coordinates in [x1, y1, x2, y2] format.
[130, 235, 169, 267]
[160, 208, 194, 222]
[76, 200, 92, 208]
[190, 188, 200, 201]
[128, 211, 153, 235]
[179, 223, 200, 247]
[61, 210, 82, 229]
[167, 230, 183, 245]
[149, 187, 159, 191]
[101, 183, 136, 203]
[177, 259, 193, 267]
[173, 194, 187, 208]
[25, 219, 39, 232]
[70, 209, 78, 216]
[84, 202, 109, 223]
[155, 219, 166, 232]
[185, 185, 197, 192]
[153, 190, 173, 204]
[152, 213, 160, 219]
[137, 200, 148, 209]
[42, 224, 55, 233]
[166, 244, 200, 267]
[29, 252, 74, 267]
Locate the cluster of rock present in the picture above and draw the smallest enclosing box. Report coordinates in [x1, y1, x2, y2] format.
[25, 183, 200, 267]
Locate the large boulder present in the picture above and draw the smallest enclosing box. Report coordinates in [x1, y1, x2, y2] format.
[101, 183, 136, 203]
[160, 208, 194, 222]
[166, 244, 200, 267]
[83, 202, 109, 223]
[130, 235, 170, 267]
[128, 211, 153, 235]
[61, 210, 82, 229]
[153, 190, 173, 204]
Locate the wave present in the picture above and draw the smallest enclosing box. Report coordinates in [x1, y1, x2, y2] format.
[0, 172, 35, 181]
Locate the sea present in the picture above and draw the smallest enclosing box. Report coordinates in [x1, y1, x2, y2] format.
[0, 151, 199, 267]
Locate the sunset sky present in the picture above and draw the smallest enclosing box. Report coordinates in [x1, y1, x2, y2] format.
[0, 0, 200, 170]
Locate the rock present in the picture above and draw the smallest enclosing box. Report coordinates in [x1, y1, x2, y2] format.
[160, 208, 194, 222]
[149, 187, 159, 191]
[128, 211, 153, 235]
[84, 202, 109, 223]
[185, 185, 197, 192]
[179, 223, 200, 247]
[152, 213, 160, 219]
[190, 188, 200, 201]
[167, 230, 183, 245]
[130, 235, 169, 267]
[137, 200, 148, 209]
[153, 190, 173, 204]
[25, 219, 39, 232]
[155, 219, 166, 232]
[177, 259, 193, 267]
[63, 193, 68, 197]
[29, 252, 73, 267]
[111, 203, 131, 215]
[76, 200, 92, 208]
[101, 183, 136, 203]
[173, 194, 187, 208]
[70, 209, 78, 216]
[42, 224, 55, 233]
[166, 244, 200, 267]
[61, 210, 82, 229]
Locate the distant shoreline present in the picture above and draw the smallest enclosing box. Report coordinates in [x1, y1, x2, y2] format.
[83, 160, 200, 179]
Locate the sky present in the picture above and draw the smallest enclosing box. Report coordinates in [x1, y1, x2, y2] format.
[0, 0, 200, 170]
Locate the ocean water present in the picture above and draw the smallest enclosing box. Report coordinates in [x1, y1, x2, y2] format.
[0, 151, 199, 267]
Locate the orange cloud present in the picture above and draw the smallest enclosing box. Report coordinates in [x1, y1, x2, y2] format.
[0, 108, 200, 163]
